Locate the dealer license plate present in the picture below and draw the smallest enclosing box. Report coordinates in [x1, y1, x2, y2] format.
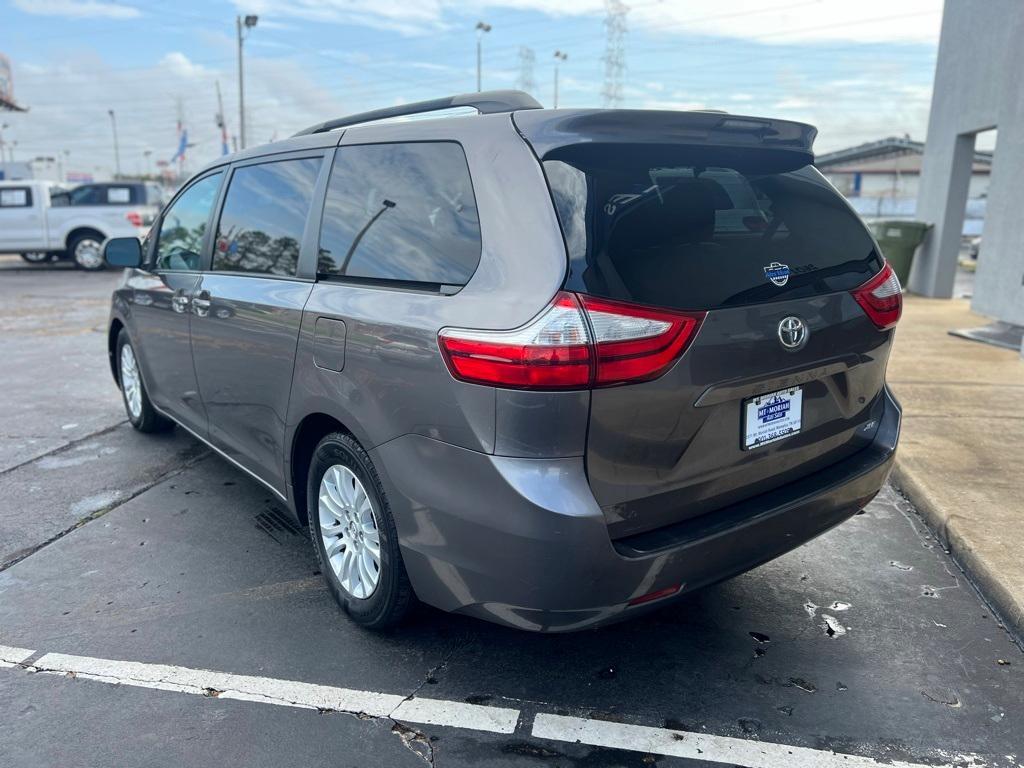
[743, 386, 803, 450]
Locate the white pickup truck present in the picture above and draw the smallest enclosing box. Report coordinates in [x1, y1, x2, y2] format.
[0, 180, 163, 270]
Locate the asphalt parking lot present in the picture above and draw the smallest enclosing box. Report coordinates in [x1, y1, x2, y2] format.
[1, 256, 1021, 768]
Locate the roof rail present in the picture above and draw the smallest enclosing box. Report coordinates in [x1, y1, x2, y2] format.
[292, 90, 542, 137]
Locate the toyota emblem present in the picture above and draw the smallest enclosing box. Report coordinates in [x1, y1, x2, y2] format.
[777, 316, 808, 350]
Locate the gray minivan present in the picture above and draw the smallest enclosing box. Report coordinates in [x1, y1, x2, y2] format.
[104, 91, 902, 633]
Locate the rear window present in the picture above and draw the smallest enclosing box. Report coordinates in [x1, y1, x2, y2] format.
[67, 184, 139, 206]
[543, 146, 882, 310]
[318, 142, 481, 288]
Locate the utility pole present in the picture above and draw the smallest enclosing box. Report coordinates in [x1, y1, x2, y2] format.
[601, 0, 628, 108]
[215, 80, 229, 156]
[236, 14, 258, 150]
[108, 109, 121, 179]
[475, 21, 491, 92]
[553, 50, 568, 108]
[516, 47, 536, 95]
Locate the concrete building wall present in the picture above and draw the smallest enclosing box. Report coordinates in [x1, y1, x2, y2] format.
[914, 0, 1024, 329]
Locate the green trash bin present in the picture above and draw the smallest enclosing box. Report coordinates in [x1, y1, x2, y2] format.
[869, 220, 931, 285]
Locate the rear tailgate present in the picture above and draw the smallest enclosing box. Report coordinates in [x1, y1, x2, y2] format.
[515, 109, 895, 539]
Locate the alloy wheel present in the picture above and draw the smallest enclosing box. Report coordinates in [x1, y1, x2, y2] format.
[318, 464, 382, 599]
[74, 238, 104, 269]
[120, 343, 142, 419]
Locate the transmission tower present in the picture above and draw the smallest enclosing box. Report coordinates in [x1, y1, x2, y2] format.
[517, 47, 536, 96]
[602, 0, 628, 108]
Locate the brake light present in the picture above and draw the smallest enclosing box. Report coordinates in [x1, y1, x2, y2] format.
[580, 295, 705, 387]
[438, 292, 704, 390]
[125, 211, 144, 227]
[852, 262, 902, 330]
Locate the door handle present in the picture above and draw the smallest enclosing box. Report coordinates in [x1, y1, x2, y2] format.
[192, 290, 211, 317]
[171, 292, 190, 313]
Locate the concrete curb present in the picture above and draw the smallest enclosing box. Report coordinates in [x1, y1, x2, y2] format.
[891, 460, 1024, 642]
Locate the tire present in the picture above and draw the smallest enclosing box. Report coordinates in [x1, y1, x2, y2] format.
[308, 433, 415, 630]
[21, 252, 50, 263]
[116, 329, 172, 433]
[69, 232, 106, 271]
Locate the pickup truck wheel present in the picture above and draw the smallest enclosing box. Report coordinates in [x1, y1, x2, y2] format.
[21, 252, 50, 263]
[116, 330, 172, 433]
[70, 234, 106, 271]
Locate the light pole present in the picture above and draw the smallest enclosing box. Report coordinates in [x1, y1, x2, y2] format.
[0, 123, 7, 163]
[108, 109, 121, 179]
[475, 21, 491, 92]
[236, 14, 258, 150]
[143, 149, 153, 178]
[553, 50, 568, 108]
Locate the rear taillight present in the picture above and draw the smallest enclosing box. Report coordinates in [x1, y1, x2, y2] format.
[580, 295, 704, 387]
[438, 292, 704, 390]
[125, 211, 144, 227]
[852, 262, 902, 330]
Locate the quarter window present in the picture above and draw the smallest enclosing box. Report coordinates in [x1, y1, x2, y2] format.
[318, 142, 481, 287]
[154, 172, 223, 271]
[213, 157, 321, 277]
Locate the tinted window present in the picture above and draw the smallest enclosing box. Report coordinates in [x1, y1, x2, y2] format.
[318, 142, 480, 287]
[545, 146, 882, 310]
[68, 184, 138, 205]
[213, 158, 321, 277]
[154, 173, 222, 271]
[0, 187, 31, 207]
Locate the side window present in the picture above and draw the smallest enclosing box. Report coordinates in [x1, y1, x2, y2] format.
[69, 185, 102, 205]
[318, 142, 481, 287]
[0, 187, 32, 207]
[154, 172, 223, 271]
[213, 157, 321, 277]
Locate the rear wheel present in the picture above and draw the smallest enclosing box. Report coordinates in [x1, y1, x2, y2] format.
[69, 233, 106, 271]
[308, 433, 414, 630]
[116, 330, 172, 433]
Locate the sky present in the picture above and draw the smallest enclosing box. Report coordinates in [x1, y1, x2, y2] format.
[1, 0, 950, 180]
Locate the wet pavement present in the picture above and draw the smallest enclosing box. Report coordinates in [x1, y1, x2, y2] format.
[1, 259, 1021, 767]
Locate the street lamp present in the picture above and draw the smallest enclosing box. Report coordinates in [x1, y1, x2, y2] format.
[475, 21, 491, 92]
[108, 109, 121, 179]
[553, 50, 568, 108]
[143, 149, 153, 178]
[236, 13, 258, 150]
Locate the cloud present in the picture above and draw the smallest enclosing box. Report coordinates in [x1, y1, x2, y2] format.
[11, 0, 141, 19]
[228, 0, 942, 44]
[3, 51, 345, 178]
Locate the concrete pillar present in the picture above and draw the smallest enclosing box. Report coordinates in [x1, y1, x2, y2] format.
[910, 132, 976, 297]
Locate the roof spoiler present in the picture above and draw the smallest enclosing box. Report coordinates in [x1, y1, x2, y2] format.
[513, 109, 817, 161]
[292, 90, 543, 137]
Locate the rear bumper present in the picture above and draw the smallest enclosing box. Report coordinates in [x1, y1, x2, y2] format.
[373, 387, 901, 632]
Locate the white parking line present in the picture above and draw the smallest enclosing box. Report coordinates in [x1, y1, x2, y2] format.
[29, 652, 519, 734]
[531, 713, 981, 768]
[0, 644, 35, 668]
[1, 647, 1000, 767]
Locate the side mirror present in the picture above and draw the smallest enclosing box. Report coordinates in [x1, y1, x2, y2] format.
[104, 237, 142, 268]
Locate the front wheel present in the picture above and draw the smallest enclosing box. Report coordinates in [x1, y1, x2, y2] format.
[69, 233, 106, 271]
[308, 433, 415, 630]
[21, 252, 50, 264]
[116, 330, 172, 433]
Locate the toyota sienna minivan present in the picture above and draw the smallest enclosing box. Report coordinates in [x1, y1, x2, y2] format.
[104, 91, 902, 632]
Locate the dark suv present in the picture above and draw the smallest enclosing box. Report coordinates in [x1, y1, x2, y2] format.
[104, 91, 902, 632]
